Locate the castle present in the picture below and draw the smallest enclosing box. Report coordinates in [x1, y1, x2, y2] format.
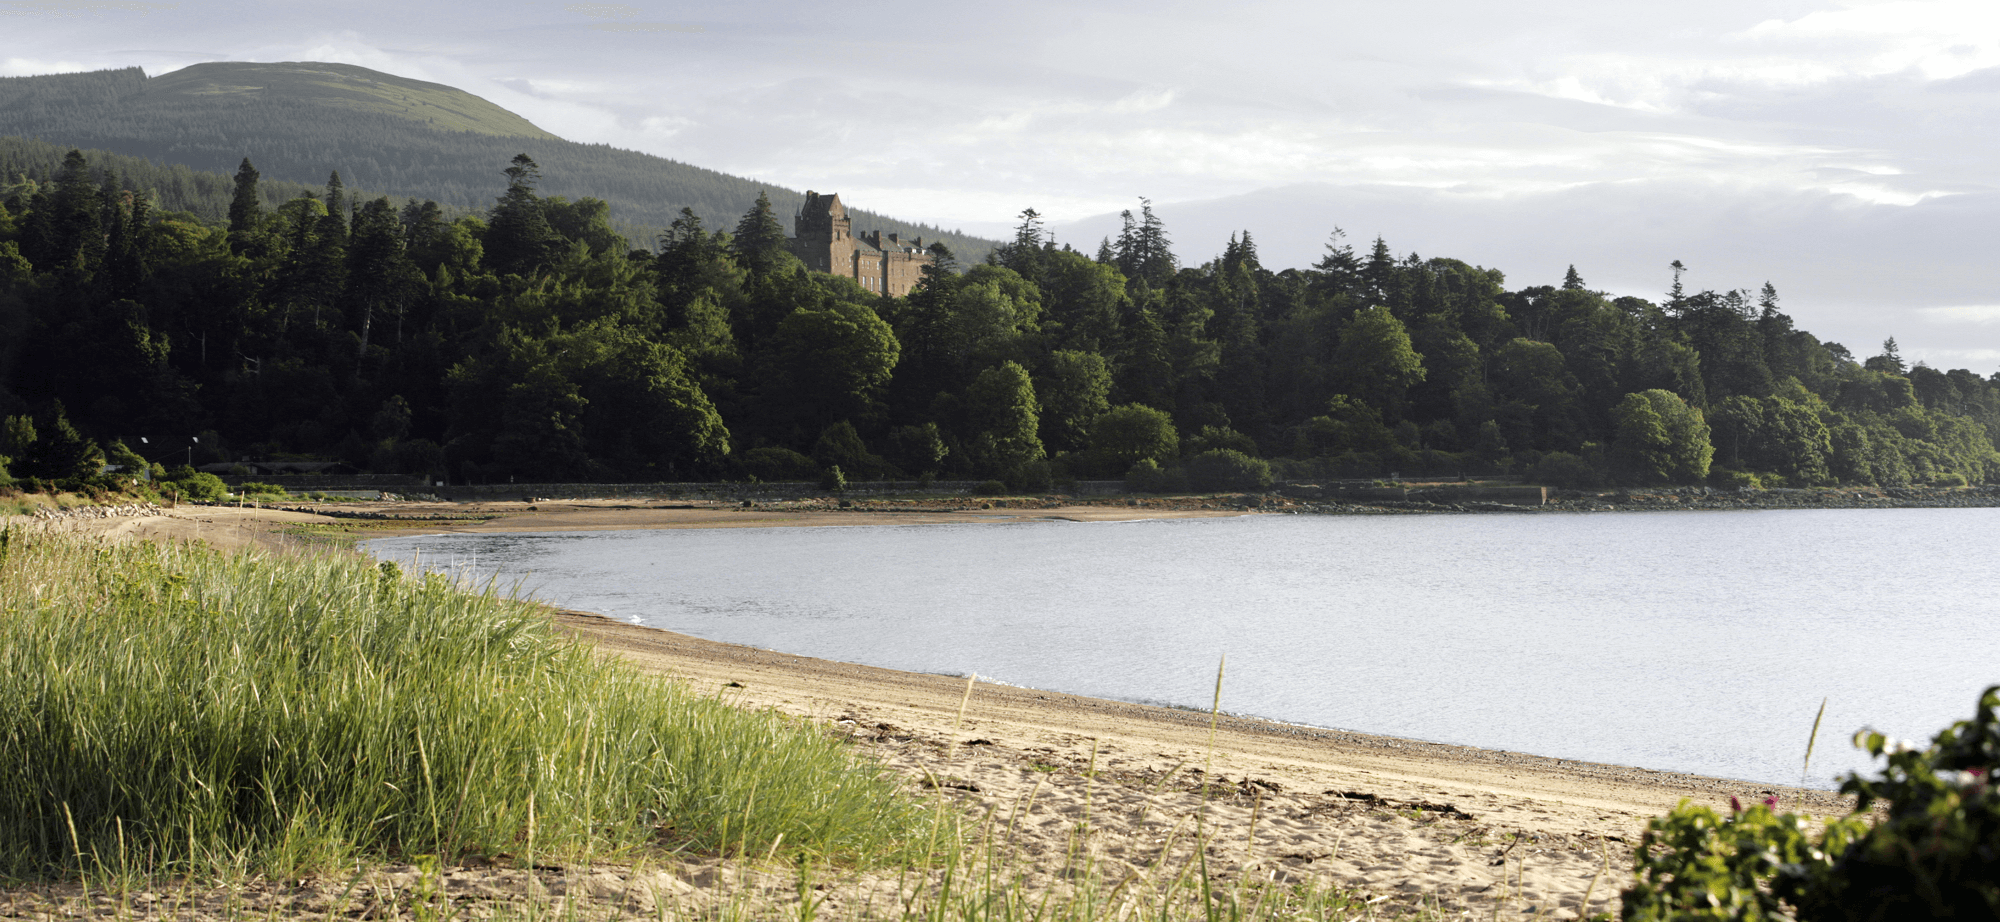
[787, 191, 933, 297]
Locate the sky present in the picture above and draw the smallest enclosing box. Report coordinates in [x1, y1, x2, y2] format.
[4, 0, 1999, 370]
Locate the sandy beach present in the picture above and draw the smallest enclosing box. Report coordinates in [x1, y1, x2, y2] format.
[4, 498, 1859, 919]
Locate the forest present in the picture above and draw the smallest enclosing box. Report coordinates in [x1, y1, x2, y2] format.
[2, 146, 1997, 493]
[0, 66, 994, 264]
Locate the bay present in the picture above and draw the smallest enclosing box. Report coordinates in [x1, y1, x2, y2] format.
[366, 507, 2000, 787]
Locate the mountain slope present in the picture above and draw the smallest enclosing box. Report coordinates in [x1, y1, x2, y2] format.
[143, 61, 559, 139]
[0, 63, 994, 259]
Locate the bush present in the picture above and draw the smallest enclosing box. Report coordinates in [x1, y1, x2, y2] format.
[1124, 458, 1170, 494]
[1007, 459, 1054, 493]
[1926, 470, 1970, 488]
[1709, 468, 1763, 490]
[970, 479, 1010, 496]
[1528, 451, 1608, 490]
[234, 481, 292, 498]
[1622, 685, 2000, 920]
[162, 469, 227, 503]
[737, 446, 816, 482]
[819, 464, 847, 494]
[1184, 449, 1272, 493]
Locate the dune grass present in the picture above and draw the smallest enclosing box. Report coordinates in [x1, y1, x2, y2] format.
[0, 526, 928, 882]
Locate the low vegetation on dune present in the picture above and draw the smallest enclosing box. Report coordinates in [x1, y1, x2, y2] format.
[0, 527, 927, 881]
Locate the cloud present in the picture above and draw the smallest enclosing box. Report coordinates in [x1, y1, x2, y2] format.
[0, 0, 175, 16]
[1918, 305, 2000, 324]
[588, 22, 702, 33]
[562, 2, 638, 18]
[0, 56, 94, 75]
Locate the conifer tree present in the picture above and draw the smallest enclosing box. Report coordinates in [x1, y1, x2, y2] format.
[486, 154, 559, 277]
[227, 157, 262, 253]
[730, 189, 788, 273]
[1562, 265, 1585, 290]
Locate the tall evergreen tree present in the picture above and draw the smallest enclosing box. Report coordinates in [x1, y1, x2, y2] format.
[486, 154, 559, 277]
[730, 189, 788, 273]
[226, 157, 262, 253]
[1562, 265, 1585, 290]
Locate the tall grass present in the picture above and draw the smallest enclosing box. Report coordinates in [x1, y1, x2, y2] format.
[0, 527, 928, 881]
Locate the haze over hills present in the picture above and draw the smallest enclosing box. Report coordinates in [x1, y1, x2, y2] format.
[0, 62, 995, 259]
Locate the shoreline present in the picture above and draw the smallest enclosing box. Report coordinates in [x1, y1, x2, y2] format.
[8, 498, 1875, 916]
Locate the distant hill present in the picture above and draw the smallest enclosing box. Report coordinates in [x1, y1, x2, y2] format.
[0, 62, 994, 259]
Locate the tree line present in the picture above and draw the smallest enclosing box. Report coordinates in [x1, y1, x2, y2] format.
[2, 147, 1997, 493]
[0, 66, 994, 264]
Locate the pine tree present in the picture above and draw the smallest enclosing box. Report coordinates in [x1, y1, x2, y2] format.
[320, 171, 349, 245]
[1362, 236, 1394, 305]
[227, 158, 262, 254]
[730, 189, 787, 273]
[1562, 265, 1584, 290]
[1313, 227, 1361, 297]
[486, 154, 559, 277]
[996, 207, 1045, 282]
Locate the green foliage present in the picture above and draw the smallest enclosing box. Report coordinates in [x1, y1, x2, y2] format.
[1622, 686, 2000, 921]
[233, 481, 291, 498]
[1184, 449, 1272, 493]
[0, 142, 1996, 493]
[1124, 457, 1165, 493]
[960, 361, 1045, 477]
[818, 464, 847, 494]
[1185, 424, 1258, 457]
[887, 423, 948, 478]
[1090, 404, 1179, 471]
[0, 531, 924, 879]
[1625, 799, 1864, 921]
[1033, 349, 1112, 453]
[1612, 390, 1714, 485]
[736, 446, 815, 482]
[15, 404, 101, 481]
[161, 467, 226, 502]
[1527, 450, 1606, 490]
[811, 421, 887, 480]
[1335, 305, 1425, 407]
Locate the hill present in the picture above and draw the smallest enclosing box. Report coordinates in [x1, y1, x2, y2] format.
[0, 62, 994, 258]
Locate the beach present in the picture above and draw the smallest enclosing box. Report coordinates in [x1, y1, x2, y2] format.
[4, 498, 1860, 919]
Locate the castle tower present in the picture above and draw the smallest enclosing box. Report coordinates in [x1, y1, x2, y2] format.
[786, 190, 932, 297]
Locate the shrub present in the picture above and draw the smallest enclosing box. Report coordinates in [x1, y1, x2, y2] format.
[1528, 451, 1608, 490]
[1090, 404, 1179, 469]
[1124, 458, 1169, 494]
[819, 464, 847, 494]
[1006, 459, 1054, 493]
[235, 481, 292, 498]
[162, 469, 227, 503]
[1709, 468, 1763, 490]
[1622, 685, 2000, 921]
[970, 479, 1010, 496]
[737, 446, 816, 482]
[1926, 470, 1970, 488]
[1184, 449, 1272, 493]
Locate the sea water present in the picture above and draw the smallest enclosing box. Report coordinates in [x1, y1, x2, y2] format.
[366, 507, 2000, 787]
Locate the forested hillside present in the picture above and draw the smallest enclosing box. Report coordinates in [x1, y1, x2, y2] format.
[2, 147, 1996, 493]
[0, 63, 993, 261]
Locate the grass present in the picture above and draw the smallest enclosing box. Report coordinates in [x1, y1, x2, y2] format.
[0, 524, 1469, 920]
[0, 527, 927, 882]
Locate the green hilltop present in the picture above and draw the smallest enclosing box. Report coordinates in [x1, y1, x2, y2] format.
[144, 61, 559, 139]
[0, 62, 993, 258]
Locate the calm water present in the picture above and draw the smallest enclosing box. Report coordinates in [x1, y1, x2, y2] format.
[366, 509, 1999, 787]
